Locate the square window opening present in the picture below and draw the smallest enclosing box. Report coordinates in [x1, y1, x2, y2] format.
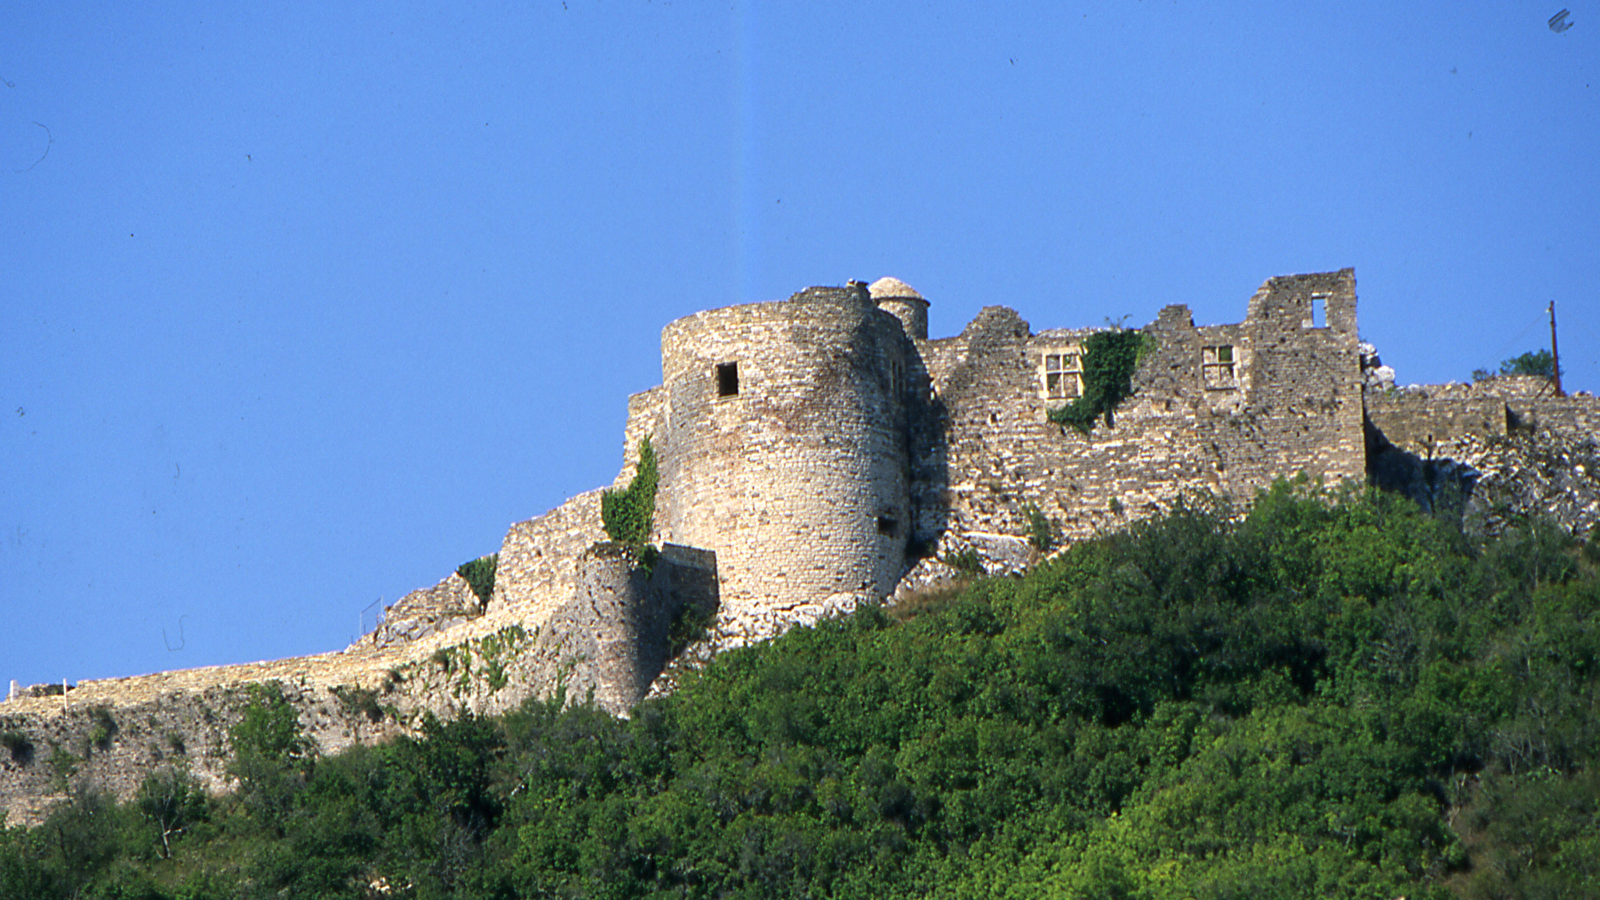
[1042, 351, 1083, 400]
[876, 516, 897, 536]
[1202, 345, 1237, 390]
[716, 362, 739, 397]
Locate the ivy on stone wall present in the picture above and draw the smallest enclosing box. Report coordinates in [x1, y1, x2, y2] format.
[456, 554, 498, 606]
[1048, 328, 1146, 435]
[602, 436, 658, 555]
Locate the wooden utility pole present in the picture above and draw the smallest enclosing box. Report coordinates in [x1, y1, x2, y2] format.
[1550, 301, 1565, 397]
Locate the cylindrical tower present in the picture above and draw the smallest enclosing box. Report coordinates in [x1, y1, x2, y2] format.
[656, 284, 914, 639]
[869, 276, 929, 341]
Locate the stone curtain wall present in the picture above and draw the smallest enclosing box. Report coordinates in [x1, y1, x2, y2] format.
[919, 271, 1366, 546]
[488, 488, 606, 629]
[655, 285, 917, 640]
[925, 307, 1217, 543]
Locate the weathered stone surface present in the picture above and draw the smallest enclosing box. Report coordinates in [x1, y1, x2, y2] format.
[374, 573, 481, 647]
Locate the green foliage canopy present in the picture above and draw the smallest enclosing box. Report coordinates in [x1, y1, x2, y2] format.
[1473, 348, 1555, 382]
[4, 485, 1599, 899]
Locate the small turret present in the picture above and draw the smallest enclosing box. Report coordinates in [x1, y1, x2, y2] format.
[869, 276, 930, 341]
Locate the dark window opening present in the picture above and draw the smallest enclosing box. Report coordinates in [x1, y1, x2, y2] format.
[716, 362, 739, 397]
[876, 516, 897, 536]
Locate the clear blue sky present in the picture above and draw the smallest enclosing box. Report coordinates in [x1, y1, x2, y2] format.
[3, 2, 1596, 688]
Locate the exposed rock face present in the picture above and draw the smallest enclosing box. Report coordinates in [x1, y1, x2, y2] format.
[1459, 429, 1600, 539]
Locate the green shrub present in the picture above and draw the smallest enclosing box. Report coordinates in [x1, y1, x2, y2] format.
[601, 436, 658, 554]
[457, 553, 498, 605]
[941, 547, 984, 576]
[1048, 328, 1145, 434]
[85, 706, 116, 752]
[1475, 348, 1555, 382]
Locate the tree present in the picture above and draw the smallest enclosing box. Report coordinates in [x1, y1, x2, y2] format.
[136, 766, 207, 859]
[227, 682, 313, 833]
[1473, 349, 1554, 382]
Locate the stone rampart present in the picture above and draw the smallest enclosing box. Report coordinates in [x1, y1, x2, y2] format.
[489, 488, 605, 628]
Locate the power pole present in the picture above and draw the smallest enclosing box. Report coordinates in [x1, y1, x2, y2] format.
[1549, 301, 1565, 397]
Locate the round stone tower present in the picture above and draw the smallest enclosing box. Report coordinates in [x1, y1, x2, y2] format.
[656, 283, 915, 639]
[868, 276, 930, 341]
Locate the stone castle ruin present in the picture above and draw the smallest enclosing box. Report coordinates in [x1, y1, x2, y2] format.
[5, 268, 1598, 825]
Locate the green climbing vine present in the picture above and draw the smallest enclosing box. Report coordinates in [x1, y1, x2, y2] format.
[601, 436, 658, 554]
[1047, 328, 1145, 435]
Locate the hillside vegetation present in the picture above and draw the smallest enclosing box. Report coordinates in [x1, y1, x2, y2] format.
[3, 484, 1598, 899]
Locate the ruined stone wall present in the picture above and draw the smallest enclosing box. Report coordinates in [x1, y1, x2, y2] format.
[924, 307, 1212, 543]
[653, 285, 918, 640]
[0, 645, 415, 827]
[616, 386, 668, 492]
[1222, 270, 1365, 488]
[1365, 377, 1600, 458]
[488, 488, 605, 629]
[1366, 392, 1510, 455]
[375, 572, 482, 647]
[918, 270, 1366, 549]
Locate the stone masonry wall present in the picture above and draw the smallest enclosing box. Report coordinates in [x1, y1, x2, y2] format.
[488, 488, 605, 628]
[916, 270, 1366, 548]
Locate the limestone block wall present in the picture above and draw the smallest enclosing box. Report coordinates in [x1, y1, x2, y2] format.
[655, 285, 918, 639]
[0, 645, 415, 827]
[925, 307, 1216, 543]
[918, 271, 1366, 548]
[617, 386, 668, 492]
[1224, 269, 1365, 488]
[1366, 392, 1510, 454]
[488, 488, 605, 629]
[1511, 396, 1600, 437]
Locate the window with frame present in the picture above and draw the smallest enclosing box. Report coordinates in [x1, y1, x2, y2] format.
[1043, 351, 1082, 400]
[1202, 345, 1237, 389]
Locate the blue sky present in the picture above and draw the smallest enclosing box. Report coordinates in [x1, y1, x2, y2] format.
[3, 2, 1596, 688]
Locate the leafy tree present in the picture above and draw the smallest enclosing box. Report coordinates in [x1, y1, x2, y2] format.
[227, 681, 313, 835]
[135, 766, 208, 859]
[1473, 348, 1555, 382]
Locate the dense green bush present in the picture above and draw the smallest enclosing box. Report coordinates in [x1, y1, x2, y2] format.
[456, 554, 498, 606]
[601, 436, 658, 554]
[3, 484, 1598, 899]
